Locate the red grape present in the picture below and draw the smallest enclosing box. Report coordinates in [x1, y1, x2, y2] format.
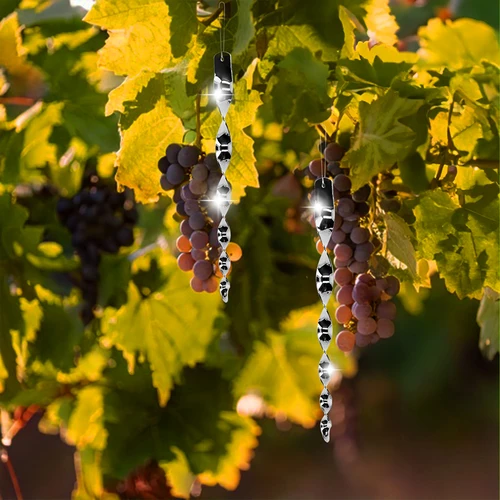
[177, 252, 195, 271]
[377, 318, 395, 338]
[334, 243, 353, 261]
[190, 276, 204, 292]
[352, 302, 372, 319]
[190, 230, 209, 250]
[193, 260, 213, 280]
[352, 282, 371, 304]
[334, 267, 353, 286]
[335, 305, 352, 324]
[377, 301, 397, 320]
[350, 227, 370, 244]
[336, 285, 354, 305]
[336, 330, 355, 352]
[357, 317, 377, 335]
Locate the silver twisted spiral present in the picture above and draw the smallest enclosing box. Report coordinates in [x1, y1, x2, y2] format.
[214, 52, 233, 303]
[313, 178, 335, 442]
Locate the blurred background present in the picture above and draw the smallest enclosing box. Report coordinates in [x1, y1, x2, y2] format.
[0, 280, 498, 498]
[0, 0, 498, 499]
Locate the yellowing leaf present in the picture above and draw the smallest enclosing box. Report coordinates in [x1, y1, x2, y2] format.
[84, 0, 173, 77]
[418, 18, 500, 70]
[365, 0, 399, 46]
[101, 255, 220, 406]
[477, 288, 499, 361]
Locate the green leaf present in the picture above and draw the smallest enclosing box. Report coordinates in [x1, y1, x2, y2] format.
[201, 60, 261, 200]
[412, 188, 499, 299]
[229, 0, 255, 56]
[234, 305, 356, 427]
[477, 288, 499, 360]
[0, 0, 21, 20]
[342, 90, 424, 190]
[164, 0, 198, 58]
[384, 212, 417, 279]
[418, 18, 500, 70]
[114, 75, 185, 203]
[101, 254, 220, 406]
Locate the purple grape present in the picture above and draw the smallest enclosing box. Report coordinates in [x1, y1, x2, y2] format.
[356, 331, 372, 347]
[181, 184, 197, 201]
[336, 285, 354, 305]
[330, 230, 346, 244]
[180, 219, 193, 237]
[193, 259, 213, 280]
[352, 282, 371, 304]
[192, 164, 209, 182]
[334, 243, 353, 261]
[334, 268, 353, 286]
[352, 302, 372, 319]
[191, 249, 207, 261]
[166, 143, 181, 163]
[357, 317, 377, 335]
[166, 164, 186, 185]
[352, 185, 370, 202]
[325, 143, 345, 162]
[350, 227, 370, 244]
[189, 179, 208, 196]
[176, 201, 187, 217]
[340, 219, 356, 233]
[308, 159, 323, 177]
[334, 257, 349, 268]
[189, 212, 206, 230]
[356, 202, 370, 217]
[356, 273, 376, 286]
[337, 198, 355, 218]
[158, 156, 169, 173]
[173, 187, 182, 203]
[348, 261, 369, 274]
[377, 301, 396, 320]
[204, 153, 219, 172]
[184, 199, 200, 216]
[354, 241, 374, 262]
[160, 174, 174, 191]
[190, 230, 209, 250]
[178, 145, 199, 168]
[333, 214, 343, 230]
[385, 276, 400, 296]
[377, 318, 395, 338]
[327, 162, 342, 177]
[333, 174, 351, 192]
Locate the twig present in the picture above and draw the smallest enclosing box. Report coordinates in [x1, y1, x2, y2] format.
[0, 97, 37, 107]
[195, 93, 202, 149]
[1, 449, 23, 500]
[199, 3, 224, 26]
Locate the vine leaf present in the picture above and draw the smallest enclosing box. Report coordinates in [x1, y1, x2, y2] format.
[364, 0, 399, 46]
[100, 254, 220, 406]
[418, 18, 500, 70]
[342, 90, 424, 191]
[164, 0, 198, 58]
[384, 212, 417, 279]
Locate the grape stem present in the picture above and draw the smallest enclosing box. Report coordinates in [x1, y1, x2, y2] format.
[1, 449, 23, 500]
[199, 2, 231, 26]
[195, 93, 202, 150]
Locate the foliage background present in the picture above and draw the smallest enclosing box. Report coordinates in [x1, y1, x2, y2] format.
[0, 0, 498, 498]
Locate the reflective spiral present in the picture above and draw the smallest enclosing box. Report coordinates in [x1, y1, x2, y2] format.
[313, 177, 335, 442]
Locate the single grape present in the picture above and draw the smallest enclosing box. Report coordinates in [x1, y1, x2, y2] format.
[166, 163, 186, 185]
[336, 330, 355, 353]
[204, 153, 219, 172]
[324, 143, 345, 162]
[354, 241, 374, 262]
[356, 202, 370, 217]
[209, 227, 220, 248]
[183, 199, 200, 216]
[178, 145, 199, 168]
[337, 198, 355, 218]
[327, 162, 342, 177]
[189, 179, 208, 196]
[357, 317, 377, 335]
[334, 268, 353, 286]
[308, 159, 323, 177]
[191, 163, 209, 182]
[190, 230, 209, 250]
[166, 143, 182, 163]
[356, 273, 376, 286]
[370, 334, 380, 344]
[158, 156, 170, 173]
[203, 276, 219, 293]
[352, 282, 371, 304]
[176, 235, 191, 253]
[377, 318, 395, 338]
[190, 276, 204, 293]
[377, 301, 397, 320]
[376, 278, 388, 290]
[226, 242, 242, 261]
[176, 201, 187, 217]
[178, 252, 195, 271]
[336, 285, 354, 305]
[333, 214, 343, 231]
[370, 286, 381, 301]
[348, 261, 369, 274]
[335, 305, 352, 324]
[355, 331, 372, 347]
[352, 302, 372, 319]
[189, 212, 206, 230]
[352, 184, 371, 202]
[334, 243, 353, 261]
[173, 188, 182, 203]
[191, 248, 207, 261]
[160, 174, 174, 191]
[331, 230, 346, 244]
[340, 219, 356, 234]
[333, 174, 351, 192]
[181, 184, 197, 201]
[385, 276, 400, 297]
[193, 259, 213, 280]
[350, 227, 370, 244]
[334, 257, 349, 268]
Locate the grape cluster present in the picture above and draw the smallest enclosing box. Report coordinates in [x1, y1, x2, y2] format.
[56, 160, 138, 324]
[309, 141, 400, 352]
[157, 143, 241, 293]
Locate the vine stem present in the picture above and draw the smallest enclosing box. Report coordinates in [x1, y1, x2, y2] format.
[1, 449, 23, 500]
[199, 2, 229, 26]
[195, 92, 202, 149]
